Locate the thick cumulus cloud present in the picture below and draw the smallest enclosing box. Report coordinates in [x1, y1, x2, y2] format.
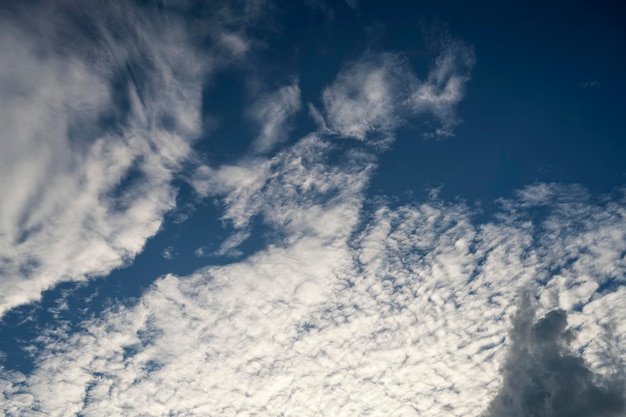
[0, 0, 266, 316]
[485, 293, 626, 417]
[321, 38, 474, 141]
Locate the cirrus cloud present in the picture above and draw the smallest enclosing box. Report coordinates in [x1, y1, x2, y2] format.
[0, 0, 269, 316]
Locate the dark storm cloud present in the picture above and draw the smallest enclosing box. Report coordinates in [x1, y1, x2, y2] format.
[485, 293, 626, 417]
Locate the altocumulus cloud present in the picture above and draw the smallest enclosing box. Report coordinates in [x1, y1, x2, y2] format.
[2, 136, 626, 415]
[0, 0, 266, 315]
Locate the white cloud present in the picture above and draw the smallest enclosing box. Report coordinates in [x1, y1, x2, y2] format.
[409, 39, 475, 137]
[194, 247, 208, 257]
[219, 32, 250, 56]
[193, 133, 375, 250]
[579, 80, 601, 88]
[0, 0, 267, 316]
[2, 129, 625, 417]
[215, 229, 251, 256]
[308, 102, 329, 131]
[249, 82, 302, 153]
[161, 247, 175, 260]
[192, 158, 271, 229]
[321, 38, 474, 141]
[322, 53, 406, 141]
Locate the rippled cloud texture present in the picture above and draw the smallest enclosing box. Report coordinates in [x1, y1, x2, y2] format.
[3, 145, 626, 416]
[1, 1, 625, 416]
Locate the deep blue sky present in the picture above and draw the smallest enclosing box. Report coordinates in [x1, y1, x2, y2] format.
[200, 0, 626, 203]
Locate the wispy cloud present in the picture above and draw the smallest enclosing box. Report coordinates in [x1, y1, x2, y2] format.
[249, 82, 302, 153]
[410, 38, 475, 137]
[161, 246, 175, 260]
[321, 37, 474, 142]
[345, 0, 359, 9]
[193, 134, 374, 243]
[579, 80, 601, 88]
[322, 53, 406, 141]
[0, 0, 268, 316]
[1, 6, 624, 416]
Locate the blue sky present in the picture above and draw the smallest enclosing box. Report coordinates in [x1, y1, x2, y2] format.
[1, 1, 625, 416]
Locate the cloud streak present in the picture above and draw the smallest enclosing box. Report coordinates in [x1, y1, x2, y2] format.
[0, 0, 267, 316]
[321, 38, 474, 142]
[2, 153, 625, 416]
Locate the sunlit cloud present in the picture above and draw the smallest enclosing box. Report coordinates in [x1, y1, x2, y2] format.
[322, 38, 474, 142]
[2, 127, 625, 416]
[0, 0, 267, 316]
[486, 292, 625, 417]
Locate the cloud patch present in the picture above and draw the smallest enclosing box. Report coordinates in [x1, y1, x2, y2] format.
[321, 38, 474, 141]
[2, 175, 625, 416]
[410, 39, 476, 137]
[249, 82, 302, 153]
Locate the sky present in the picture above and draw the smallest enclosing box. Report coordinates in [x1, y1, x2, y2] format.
[1, 0, 625, 416]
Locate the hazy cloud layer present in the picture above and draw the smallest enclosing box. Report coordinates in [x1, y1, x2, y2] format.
[0, 0, 265, 316]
